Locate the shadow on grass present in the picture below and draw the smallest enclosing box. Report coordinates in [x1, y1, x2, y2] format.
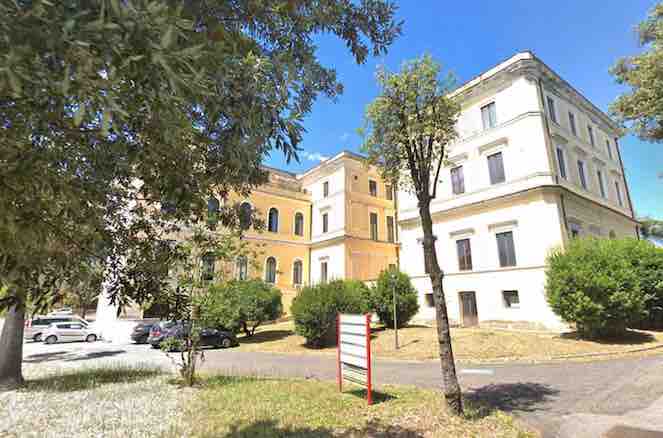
[344, 387, 396, 405]
[25, 366, 161, 392]
[558, 330, 655, 345]
[464, 382, 560, 417]
[222, 419, 424, 438]
[239, 330, 295, 344]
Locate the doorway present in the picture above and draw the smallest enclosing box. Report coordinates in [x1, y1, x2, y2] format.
[459, 291, 478, 327]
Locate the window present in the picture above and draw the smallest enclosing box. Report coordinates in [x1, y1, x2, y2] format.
[556, 147, 567, 180]
[370, 212, 378, 241]
[547, 96, 557, 124]
[487, 152, 505, 185]
[236, 256, 248, 280]
[502, 290, 520, 309]
[202, 253, 215, 281]
[481, 102, 497, 130]
[577, 160, 587, 189]
[587, 125, 595, 147]
[265, 257, 277, 283]
[387, 216, 395, 243]
[451, 165, 465, 194]
[597, 169, 606, 198]
[320, 261, 328, 283]
[369, 180, 377, 197]
[496, 231, 516, 267]
[207, 197, 220, 229]
[615, 181, 623, 207]
[322, 212, 329, 233]
[323, 181, 329, 197]
[609, 230, 617, 239]
[456, 238, 473, 271]
[570, 223, 582, 238]
[292, 260, 303, 285]
[425, 293, 435, 308]
[385, 184, 393, 201]
[606, 140, 613, 160]
[294, 212, 304, 236]
[568, 112, 577, 136]
[268, 208, 279, 233]
[239, 202, 252, 230]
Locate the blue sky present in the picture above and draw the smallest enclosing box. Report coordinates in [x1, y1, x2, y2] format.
[265, 0, 663, 218]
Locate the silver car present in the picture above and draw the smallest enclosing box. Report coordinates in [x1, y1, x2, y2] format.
[24, 315, 88, 342]
[42, 321, 101, 344]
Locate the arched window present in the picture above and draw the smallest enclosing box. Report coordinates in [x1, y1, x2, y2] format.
[201, 253, 215, 282]
[292, 260, 303, 285]
[609, 230, 616, 239]
[236, 256, 248, 280]
[268, 208, 279, 233]
[207, 197, 220, 229]
[239, 202, 252, 230]
[265, 257, 277, 283]
[294, 212, 304, 236]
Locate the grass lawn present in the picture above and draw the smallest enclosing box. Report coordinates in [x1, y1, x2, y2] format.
[1, 365, 534, 437]
[238, 321, 663, 363]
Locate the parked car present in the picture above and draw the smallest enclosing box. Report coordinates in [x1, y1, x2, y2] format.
[48, 307, 73, 316]
[130, 322, 156, 344]
[42, 321, 101, 344]
[24, 315, 88, 342]
[147, 321, 237, 350]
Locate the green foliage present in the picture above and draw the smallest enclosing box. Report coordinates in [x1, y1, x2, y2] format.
[545, 238, 662, 337]
[198, 280, 283, 336]
[370, 270, 419, 328]
[611, 2, 663, 142]
[291, 280, 370, 348]
[640, 217, 663, 239]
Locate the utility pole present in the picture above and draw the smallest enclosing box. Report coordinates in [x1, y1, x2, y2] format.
[392, 270, 399, 350]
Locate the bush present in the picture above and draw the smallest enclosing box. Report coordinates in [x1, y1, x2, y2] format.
[370, 269, 419, 328]
[199, 279, 283, 336]
[291, 280, 370, 348]
[545, 238, 658, 338]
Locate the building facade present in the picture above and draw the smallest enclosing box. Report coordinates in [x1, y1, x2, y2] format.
[233, 152, 399, 309]
[397, 52, 638, 330]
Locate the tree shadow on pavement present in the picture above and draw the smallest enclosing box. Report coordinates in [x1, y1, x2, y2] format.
[24, 366, 161, 392]
[238, 330, 294, 344]
[24, 349, 126, 363]
[464, 382, 560, 418]
[222, 419, 424, 438]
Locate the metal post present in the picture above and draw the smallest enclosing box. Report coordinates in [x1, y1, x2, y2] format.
[337, 313, 342, 392]
[366, 313, 372, 406]
[392, 271, 399, 350]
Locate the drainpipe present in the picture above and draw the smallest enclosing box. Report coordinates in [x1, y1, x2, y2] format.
[613, 137, 639, 238]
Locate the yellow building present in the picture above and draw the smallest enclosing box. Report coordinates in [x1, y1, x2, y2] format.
[229, 151, 400, 310]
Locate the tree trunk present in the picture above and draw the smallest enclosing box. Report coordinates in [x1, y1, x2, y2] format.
[0, 301, 26, 390]
[419, 200, 463, 415]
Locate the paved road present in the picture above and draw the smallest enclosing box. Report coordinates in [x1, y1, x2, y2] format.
[200, 350, 663, 437]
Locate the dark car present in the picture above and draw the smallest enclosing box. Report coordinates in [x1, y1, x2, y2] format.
[148, 321, 237, 350]
[130, 322, 156, 344]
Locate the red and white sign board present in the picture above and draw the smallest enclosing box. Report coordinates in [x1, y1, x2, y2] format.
[337, 313, 372, 405]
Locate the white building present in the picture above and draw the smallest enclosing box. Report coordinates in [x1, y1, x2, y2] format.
[398, 52, 638, 330]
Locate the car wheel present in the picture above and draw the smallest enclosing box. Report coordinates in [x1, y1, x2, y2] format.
[45, 335, 57, 345]
[219, 337, 233, 349]
[86, 334, 97, 343]
[33, 333, 42, 342]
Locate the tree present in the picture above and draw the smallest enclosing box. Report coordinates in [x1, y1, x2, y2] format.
[371, 269, 419, 328]
[61, 261, 104, 319]
[200, 279, 283, 337]
[0, 0, 400, 389]
[640, 217, 663, 239]
[361, 55, 463, 415]
[611, 2, 663, 142]
[546, 238, 655, 337]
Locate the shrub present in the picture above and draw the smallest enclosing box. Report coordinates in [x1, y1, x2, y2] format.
[199, 280, 283, 336]
[546, 238, 656, 338]
[370, 269, 419, 328]
[291, 280, 370, 348]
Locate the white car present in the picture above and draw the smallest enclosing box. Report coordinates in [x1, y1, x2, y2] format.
[42, 321, 101, 344]
[24, 315, 88, 342]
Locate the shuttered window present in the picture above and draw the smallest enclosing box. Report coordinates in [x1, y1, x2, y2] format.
[451, 165, 465, 194]
[496, 231, 517, 267]
[456, 238, 473, 271]
[487, 152, 505, 185]
[481, 102, 497, 130]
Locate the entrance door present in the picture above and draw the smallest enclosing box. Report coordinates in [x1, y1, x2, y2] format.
[459, 291, 478, 327]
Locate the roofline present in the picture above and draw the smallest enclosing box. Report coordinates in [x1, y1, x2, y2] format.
[295, 150, 368, 180]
